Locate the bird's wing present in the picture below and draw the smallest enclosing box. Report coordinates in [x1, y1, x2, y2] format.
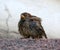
[29, 17, 47, 38]
[29, 21, 43, 35]
[29, 16, 42, 31]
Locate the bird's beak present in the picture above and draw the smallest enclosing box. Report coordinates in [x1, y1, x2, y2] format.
[21, 15, 25, 19]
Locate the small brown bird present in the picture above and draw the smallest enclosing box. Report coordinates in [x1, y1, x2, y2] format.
[18, 12, 47, 39]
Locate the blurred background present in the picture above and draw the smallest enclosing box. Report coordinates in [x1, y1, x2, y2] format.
[0, 0, 60, 39]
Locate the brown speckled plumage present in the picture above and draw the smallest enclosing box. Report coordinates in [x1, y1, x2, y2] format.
[18, 12, 47, 39]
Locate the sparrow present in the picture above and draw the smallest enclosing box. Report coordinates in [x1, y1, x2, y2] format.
[18, 12, 47, 39]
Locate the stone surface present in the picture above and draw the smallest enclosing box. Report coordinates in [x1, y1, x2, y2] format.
[0, 38, 60, 50]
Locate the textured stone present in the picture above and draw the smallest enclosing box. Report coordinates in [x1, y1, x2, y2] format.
[0, 38, 60, 50]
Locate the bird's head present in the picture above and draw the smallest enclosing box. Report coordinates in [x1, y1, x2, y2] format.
[20, 12, 32, 20]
